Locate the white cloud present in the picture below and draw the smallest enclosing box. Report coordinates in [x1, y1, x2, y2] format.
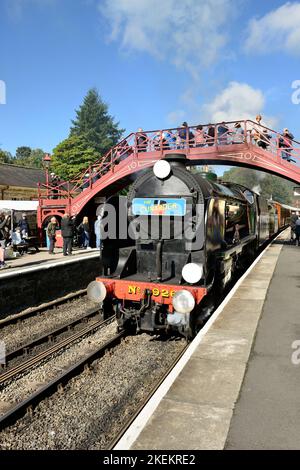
[166, 110, 186, 126]
[245, 2, 300, 55]
[101, 0, 231, 77]
[202, 81, 277, 128]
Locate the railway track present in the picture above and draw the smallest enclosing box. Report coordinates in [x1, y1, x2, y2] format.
[0, 326, 125, 430]
[0, 331, 188, 449]
[0, 289, 87, 329]
[2, 306, 104, 369]
[108, 341, 189, 449]
[0, 311, 113, 382]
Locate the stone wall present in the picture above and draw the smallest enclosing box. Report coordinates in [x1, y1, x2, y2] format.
[0, 254, 100, 319]
[0, 186, 39, 200]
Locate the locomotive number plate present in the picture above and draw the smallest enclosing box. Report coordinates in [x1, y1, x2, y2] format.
[128, 285, 175, 298]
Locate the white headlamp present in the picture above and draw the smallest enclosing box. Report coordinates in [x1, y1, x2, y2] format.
[87, 281, 107, 303]
[153, 160, 171, 179]
[182, 263, 203, 284]
[172, 289, 195, 314]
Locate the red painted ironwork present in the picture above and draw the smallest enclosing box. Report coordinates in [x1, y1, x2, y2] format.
[38, 119, 300, 229]
[95, 277, 207, 312]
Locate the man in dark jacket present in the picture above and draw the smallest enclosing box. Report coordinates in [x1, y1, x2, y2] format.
[18, 213, 30, 237]
[61, 214, 74, 256]
[0, 212, 9, 269]
[46, 217, 57, 254]
[207, 124, 215, 146]
[279, 128, 294, 162]
[136, 128, 148, 152]
[290, 211, 298, 243]
[0, 212, 11, 243]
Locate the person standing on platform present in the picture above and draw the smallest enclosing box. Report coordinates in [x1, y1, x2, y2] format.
[0, 242, 5, 269]
[0, 213, 8, 269]
[0, 212, 10, 242]
[295, 216, 300, 246]
[78, 216, 91, 249]
[61, 214, 74, 256]
[47, 217, 57, 254]
[290, 211, 298, 243]
[94, 215, 102, 249]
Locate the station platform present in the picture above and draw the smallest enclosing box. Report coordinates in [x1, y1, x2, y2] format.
[117, 228, 300, 450]
[1, 247, 99, 273]
[0, 247, 100, 319]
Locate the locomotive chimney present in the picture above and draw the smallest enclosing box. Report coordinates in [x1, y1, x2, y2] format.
[164, 153, 187, 168]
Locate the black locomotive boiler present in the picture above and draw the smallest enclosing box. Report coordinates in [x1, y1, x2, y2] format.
[87, 154, 289, 338]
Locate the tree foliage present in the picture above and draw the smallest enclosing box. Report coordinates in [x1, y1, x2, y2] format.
[70, 88, 124, 155]
[0, 149, 13, 163]
[25, 148, 45, 168]
[14, 148, 44, 168]
[222, 167, 294, 204]
[0, 147, 44, 168]
[50, 88, 124, 179]
[51, 134, 97, 180]
[15, 146, 32, 163]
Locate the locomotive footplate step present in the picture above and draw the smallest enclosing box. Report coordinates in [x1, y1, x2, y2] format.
[225, 235, 300, 450]
[123, 230, 292, 450]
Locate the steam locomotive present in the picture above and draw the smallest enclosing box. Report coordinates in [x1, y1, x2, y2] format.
[87, 154, 290, 339]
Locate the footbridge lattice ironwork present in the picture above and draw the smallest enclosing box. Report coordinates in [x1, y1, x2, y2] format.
[38, 119, 300, 228]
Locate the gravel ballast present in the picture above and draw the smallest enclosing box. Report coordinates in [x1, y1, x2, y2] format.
[0, 321, 117, 410]
[0, 334, 185, 450]
[0, 295, 97, 352]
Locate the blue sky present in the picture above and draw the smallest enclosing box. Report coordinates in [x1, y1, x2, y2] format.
[0, 0, 300, 162]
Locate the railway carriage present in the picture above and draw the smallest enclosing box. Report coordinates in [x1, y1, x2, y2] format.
[87, 154, 291, 339]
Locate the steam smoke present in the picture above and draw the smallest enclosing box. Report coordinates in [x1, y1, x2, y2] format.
[252, 184, 261, 194]
[256, 171, 266, 181]
[252, 170, 267, 194]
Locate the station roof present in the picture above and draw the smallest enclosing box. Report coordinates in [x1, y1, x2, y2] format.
[0, 200, 39, 211]
[0, 163, 46, 188]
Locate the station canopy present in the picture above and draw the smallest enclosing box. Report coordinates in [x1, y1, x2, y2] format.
[0, 200, 39, 211]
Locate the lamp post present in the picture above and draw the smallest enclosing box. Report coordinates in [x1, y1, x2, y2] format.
[43, 153, 51, 197]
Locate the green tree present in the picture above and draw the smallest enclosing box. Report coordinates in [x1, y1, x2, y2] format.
[70, 88, 124, 155]
[260, 174, 292, 204]
[27, 148, 45, 168]
[51, 134, 97, 180]
[0, 149, 12, 163]
[222, 167, 293, 204]
[15, 146, 32, 164]
[12, 147, 45, 168]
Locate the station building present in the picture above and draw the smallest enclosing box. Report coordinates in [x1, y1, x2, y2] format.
[0, 163, 45, 200]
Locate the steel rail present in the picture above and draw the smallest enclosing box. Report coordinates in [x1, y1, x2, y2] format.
[108, 340, 189, 449]
[0, 315, 115, 385]
[0, 289, 87, 328]
[2, 306, 104, 367]
[0, 331, 125, 430]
